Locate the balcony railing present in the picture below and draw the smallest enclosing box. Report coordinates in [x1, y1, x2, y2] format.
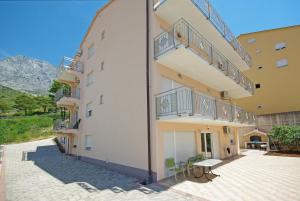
[153, 0, 252, 67]
[156, 87, 256, 125]
[55, 87, 80, 102]
[53, 119, 80, 131]
[58, 56, 84, 75]
[154, 19, 254, 94]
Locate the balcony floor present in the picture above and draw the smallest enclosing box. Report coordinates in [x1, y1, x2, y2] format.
[154, 0, 249, 70]
[158, 115, 255, 127]
[156, 46, 252, 98]
[55, 129, 79, 135]
[56, 97, 80, 108]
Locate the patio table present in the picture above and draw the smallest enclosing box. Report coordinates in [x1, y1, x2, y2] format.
[193, 159, 222, 181]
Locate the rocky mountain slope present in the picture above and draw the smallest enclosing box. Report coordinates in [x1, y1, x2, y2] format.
[0, 55, 57, 95]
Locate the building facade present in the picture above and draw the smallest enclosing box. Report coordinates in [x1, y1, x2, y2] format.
[236, 25, 300, 132]
[54, 0, 256, 182]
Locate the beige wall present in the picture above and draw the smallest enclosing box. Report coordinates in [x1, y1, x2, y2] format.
[236, 26, 300, 115]
[78, 0, 149, 171]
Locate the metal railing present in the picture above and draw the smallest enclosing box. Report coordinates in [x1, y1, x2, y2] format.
[53, 119, 80, 131]
[154, 19, 254, 94]
[58, 56, 84, 76]
[153, 0, 252, 67]
[156, 87, 256, 125]
[55, 87, 80, 102]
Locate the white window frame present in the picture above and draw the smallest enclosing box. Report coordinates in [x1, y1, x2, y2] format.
[256, 49, 261, 54]
[86, 102, 93, 118]
[276, 59, 288, 68]
[86, 71, 94, 86]
[87, 44, 95, 59]
[247, 38, 256, 44]
[100, 61, 104, 71]
[85, 135, 92, 150]
[101, 30, 105, 40]
[99, 94, 104, 105]
[275, 42, 286, 51]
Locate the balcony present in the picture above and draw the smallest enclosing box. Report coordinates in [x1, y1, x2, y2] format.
[153, 0, 251, 69]
[55, 87, 80, 107]
[154, 19, 254, 98]
[156, 87, 256, 126]
[53, 119, 80, 134]
[57, 56, 84, 83]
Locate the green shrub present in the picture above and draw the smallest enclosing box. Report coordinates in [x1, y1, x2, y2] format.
[269, 125, 300, 145]
[269, 125, 300, 151]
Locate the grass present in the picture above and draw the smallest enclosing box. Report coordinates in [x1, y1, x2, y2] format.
[0, 114, 58, 144]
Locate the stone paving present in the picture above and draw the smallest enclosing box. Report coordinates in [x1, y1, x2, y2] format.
[160, 150, 300, 201]
[4, 139, 300, 201]
[4, 139, 200, 201]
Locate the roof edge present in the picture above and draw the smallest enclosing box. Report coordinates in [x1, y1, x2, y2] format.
[238, 24, 300, 38]
[79, 0, 115, 49]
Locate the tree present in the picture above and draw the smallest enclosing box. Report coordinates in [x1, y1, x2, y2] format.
[269, 125, 300, 151]
[0, 100, 10, 114]
[49, 80, 63, 94]
[35, 96, 54, 113]
[14, 95, 37, 115]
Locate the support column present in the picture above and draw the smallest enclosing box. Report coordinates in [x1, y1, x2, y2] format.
[235, 128, 240, 155]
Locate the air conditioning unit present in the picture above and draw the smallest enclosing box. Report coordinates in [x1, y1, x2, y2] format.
[223, 126, 231, 134]
[220, 91, 229, 100]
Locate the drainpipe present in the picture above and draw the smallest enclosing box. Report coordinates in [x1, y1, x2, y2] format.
[145, 0, 153, 184]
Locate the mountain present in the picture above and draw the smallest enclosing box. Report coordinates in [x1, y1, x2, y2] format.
[0, 55, 57, 95]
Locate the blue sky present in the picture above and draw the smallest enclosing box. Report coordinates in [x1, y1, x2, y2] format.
[0, 0, 299, 66]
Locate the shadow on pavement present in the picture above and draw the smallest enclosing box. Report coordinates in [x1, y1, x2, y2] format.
[25, 144, 166, 195]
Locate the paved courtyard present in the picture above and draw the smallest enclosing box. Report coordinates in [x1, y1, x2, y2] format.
[161, 150, 300, 201]
[3, 139, 198, 201]
[3, 139, 300, 201]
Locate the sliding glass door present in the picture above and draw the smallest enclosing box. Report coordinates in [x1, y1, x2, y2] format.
[201, 133, 213, 159]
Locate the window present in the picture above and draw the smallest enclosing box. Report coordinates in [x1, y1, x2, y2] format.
[275, 42, 286, 51]
[255, 83, 261, 89]
[87, 44, 95, 59]
[85, 135, 92, 150]
[86, 71, 94, 86]
[100, 94, 104, 105]
[100, 61, 104, 71]
[101, 30, 105, 40]
[276, 59, 288, 68]
[247, 38, 256, 44]
[60, 137, 66, 145]
[86, 102, 93, 117]
[257, 66, 263, 70]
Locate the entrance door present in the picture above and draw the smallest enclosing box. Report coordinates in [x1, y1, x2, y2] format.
[66, 137, 70, 154]
[201, 133, 213, 159]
